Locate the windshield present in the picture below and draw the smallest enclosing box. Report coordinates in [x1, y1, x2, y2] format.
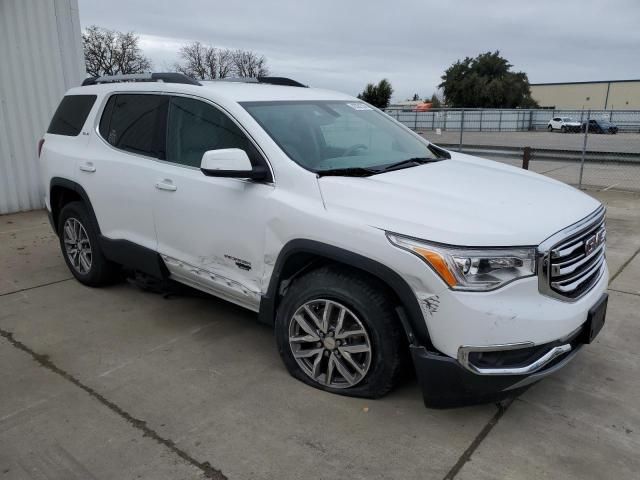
[562, 117, 576, 122]
[241, 100, 438, 172]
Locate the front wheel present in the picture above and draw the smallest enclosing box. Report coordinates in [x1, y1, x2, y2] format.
[547, 125, 553, 132]
[275, 267, 405, 399]
[561, 125, 567, 133]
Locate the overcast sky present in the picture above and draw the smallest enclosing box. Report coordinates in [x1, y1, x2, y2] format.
[77, 0, 640, 100]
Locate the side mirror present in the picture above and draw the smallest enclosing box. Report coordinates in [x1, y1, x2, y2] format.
[200, 149, 268, 180]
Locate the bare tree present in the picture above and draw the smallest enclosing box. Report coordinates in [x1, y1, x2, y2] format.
[175, 42, 235, 79]
[231, 49, 269, 78]
[175, 41, 269, 79]
[83, 25, 151, 77]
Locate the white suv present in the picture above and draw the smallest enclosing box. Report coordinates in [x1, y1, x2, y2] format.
[40, 73, 608, 407]
[548, 116, 581, 133]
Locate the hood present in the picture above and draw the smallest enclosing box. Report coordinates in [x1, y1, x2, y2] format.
[318, 153, 601, 246]
[565, 121, 581, 126]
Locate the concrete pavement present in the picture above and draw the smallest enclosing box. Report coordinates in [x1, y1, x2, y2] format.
[1, 188, 639, 479]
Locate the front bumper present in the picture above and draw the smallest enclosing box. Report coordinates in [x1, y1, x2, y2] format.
[411, 295, 606, 408]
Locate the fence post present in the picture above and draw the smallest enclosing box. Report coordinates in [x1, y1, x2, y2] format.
[499, 110, 503, 132]
[522, 147, 531, 170]
[579, 110, 590, 188]
[479, 110, 483, 131]
[458, 109, 465, 152]
[444, 108, 448, 131]
[528, 110, 533, 131]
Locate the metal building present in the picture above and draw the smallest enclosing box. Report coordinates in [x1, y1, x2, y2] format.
[531, 80, 640, 111]
[0, 0, 85, 214]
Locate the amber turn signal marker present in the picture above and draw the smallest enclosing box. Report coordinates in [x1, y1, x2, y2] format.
[413, 247, 458, 287]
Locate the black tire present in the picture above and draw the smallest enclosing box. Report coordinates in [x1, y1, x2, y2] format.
[58, 201, 119, 286]
[561, 125, 567, 133]
[547, 125, 553, 132]
[275, 266, 405, 399]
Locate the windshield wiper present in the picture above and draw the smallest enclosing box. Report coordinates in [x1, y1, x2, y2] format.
[379, 157, 440, 173]
[316, 167, 381, 177]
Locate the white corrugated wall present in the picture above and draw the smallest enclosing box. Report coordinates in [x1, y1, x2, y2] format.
[0, 0, 85, 214]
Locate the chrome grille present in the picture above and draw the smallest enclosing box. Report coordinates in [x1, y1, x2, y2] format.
[538, 207, 606, 301]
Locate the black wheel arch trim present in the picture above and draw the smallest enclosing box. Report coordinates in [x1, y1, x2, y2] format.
[259, 239, 434, 350]
[50, 177, 101, 235]
[49, 177, 168, 278]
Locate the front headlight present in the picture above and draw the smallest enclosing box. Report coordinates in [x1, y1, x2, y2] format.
[387, 233, 536, 291]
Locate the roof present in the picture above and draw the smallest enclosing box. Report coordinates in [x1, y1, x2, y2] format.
[531, 79, 640, 86]
[70, 79, 354, 103]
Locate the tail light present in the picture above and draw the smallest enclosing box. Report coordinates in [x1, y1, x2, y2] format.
[37, 138, 45, 157]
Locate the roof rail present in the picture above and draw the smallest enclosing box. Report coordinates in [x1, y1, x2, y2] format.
[209, 77, 259, 84]
[82, 72, 201, 86]
[257, 77, 307, 87]
[206, 76, 307, 87]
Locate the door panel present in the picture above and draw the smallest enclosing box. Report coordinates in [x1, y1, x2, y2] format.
[153, 96, 273, 309]
[83, 94, 168, 250]
[153, 164, 272, 310]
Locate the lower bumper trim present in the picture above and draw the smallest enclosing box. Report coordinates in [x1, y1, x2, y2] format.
[410, 342, 582, 408]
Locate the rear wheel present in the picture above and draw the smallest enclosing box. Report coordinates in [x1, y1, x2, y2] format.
[275, 267, 405, 398]
[58, 202, 119, 286]
[547, 125, 553, 132]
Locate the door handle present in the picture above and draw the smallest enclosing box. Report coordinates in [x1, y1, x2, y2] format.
[155, 180, 177, 192]
[79, 162, 96, 173]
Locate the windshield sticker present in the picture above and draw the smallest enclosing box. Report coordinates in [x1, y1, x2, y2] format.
[347, 103, 373, 111]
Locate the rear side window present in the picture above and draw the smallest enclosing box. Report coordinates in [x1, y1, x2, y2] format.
[99, 94, 168, 158]
[47, 95, 97, 136]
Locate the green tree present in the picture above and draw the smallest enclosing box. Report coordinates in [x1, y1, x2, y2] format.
[428, 92, 442, 108]
[357, 79, 394, 109]
[439, 51, 537, 108]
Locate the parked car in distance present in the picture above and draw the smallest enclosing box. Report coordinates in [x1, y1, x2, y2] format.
[547, 117, 581, 133]
[40, 73, 609, 408]
[582, 119, 619, 134]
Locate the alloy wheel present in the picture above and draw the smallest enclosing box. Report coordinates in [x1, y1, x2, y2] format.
[63, 218, 92, 274]
[288, 299, 372, 388]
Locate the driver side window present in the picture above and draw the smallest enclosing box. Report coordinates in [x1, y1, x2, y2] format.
[166, 96, 262, 168]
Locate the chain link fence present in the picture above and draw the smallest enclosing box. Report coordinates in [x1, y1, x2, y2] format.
[386, 107, 640, 193]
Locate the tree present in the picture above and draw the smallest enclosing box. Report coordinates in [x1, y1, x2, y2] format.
[428, 92, 443, 108]
[357, 79, 394, 109]
[82, 25, 151, 77]
[175, 41, 234, 79]
[231, 49, 269, 78]
[174, 42, 268, 79]
[439, 51, 537, 108]
[411, 93, 420, 101]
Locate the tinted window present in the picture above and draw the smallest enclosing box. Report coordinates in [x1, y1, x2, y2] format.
[47, 95, 97, 136]
[100, 94, 168, 158]
[166, 96, 262, 168]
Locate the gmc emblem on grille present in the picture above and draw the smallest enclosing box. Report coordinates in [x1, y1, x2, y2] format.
[585, 229, 606, 255]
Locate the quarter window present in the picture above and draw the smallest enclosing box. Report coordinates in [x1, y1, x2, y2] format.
[99, 94, 168, 158]
[166, 96, 262, 168]
[47, 95, 97, 136]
